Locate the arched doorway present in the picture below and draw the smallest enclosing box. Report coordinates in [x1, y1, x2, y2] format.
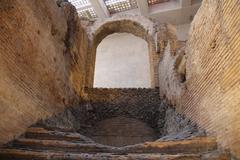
[85, 16, 160, 88]
[94, 33, 151, 88]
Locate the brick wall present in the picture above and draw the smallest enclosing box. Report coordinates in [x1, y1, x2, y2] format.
[40, 88, 203, 145]
[159, 0, 240, 158]
[85, 88, 165, 132]
[0, 0, 86, 144]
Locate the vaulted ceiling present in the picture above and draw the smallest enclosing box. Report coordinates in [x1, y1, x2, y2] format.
[68, 0, 202, 24]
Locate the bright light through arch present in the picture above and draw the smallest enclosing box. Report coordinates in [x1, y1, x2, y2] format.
[94, 33, 151, 88]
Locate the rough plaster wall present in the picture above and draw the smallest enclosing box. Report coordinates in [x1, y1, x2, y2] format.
[159, 0, 240, 158]
[0, 0, 81, 144]
[94, 33, 151, 88]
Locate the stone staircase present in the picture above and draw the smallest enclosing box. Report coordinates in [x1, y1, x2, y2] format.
[0, 126, 230, 160]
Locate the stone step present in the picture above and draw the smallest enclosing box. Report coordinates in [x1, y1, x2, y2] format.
[11, 139, 115, 153]
[11, 137, 217, 154]
[25, 127, 94, 143]
[34, 126, 75, 132]
[0, 148, 230, 160]
[122, 137, 218, 154]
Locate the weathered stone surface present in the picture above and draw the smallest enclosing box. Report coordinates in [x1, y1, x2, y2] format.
[39, 88, 204, 146]
[25, 127, 94, 143]
[0, 0, 238, 158]
[0, 0, 187, 148]
[84, 88, 165, 132]
[40, 88, 165, 134]
[0, 0, 80, 145]
[0, 125, 230, 160]
[0, 149, 230, 160]
[58, 1, 89, 96]
[160, 107, 206, 141]
[158, 0, 240, 158]
[7, 136, 217, 154]
[86, 116, 158, 147]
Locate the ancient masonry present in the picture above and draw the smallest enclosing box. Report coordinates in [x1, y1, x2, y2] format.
[0, 0, 239, 159]
[0, 88, 229, 159]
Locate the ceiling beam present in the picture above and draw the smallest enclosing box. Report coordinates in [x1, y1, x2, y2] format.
[180, 0, 191, 8]
[136, 0, 149, 16]
[89, 0, 110, 18]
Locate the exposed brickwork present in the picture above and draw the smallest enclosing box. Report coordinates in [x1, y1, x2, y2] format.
[41, 88, 165, 134]
[0, 0, 79, 144]
[0, 0, 184, 145]
[1, 1, 239, 158]
[84, 88, 165, 132]
[0, 126, 230, 160]
[39, 88, 204, 147]
[159, 0, 240, 158]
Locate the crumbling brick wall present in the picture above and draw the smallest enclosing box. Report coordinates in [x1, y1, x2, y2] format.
[159, 0, 240, 158]
[40, 88, 204, 146]
[0, 0, 88, 144]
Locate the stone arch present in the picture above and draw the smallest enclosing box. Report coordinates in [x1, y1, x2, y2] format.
[85, 15, 161, 88]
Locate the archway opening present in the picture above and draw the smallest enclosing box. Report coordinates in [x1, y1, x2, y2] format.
[93, 33, 151, 88]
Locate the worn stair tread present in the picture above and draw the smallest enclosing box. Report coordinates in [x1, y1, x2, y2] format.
[0, 148, 230, 160]
[123, 136, 217, 154]
[25, 127, 94, 143]
[12, 136, 217, 154]
[12, 138, 115, 153]
[34, 126, 75, 132]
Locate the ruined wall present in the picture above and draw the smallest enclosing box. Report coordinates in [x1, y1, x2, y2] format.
[59, 1, 89, 96]
[85, 88, 165, 132]
[40, 88, 204, 143]
[0, 0, 87, 144]
[39, 87, 205, 147]
[159, 0, 240, 158]
[39, 88, 166, 135]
